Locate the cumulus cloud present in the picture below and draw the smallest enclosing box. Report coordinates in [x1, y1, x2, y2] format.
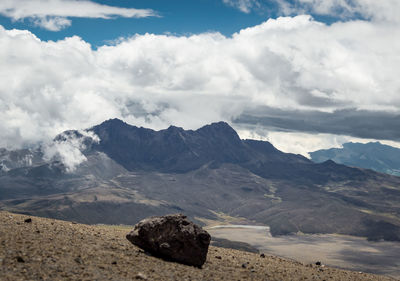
[43, 130, 99, 172]
[0, 12, 400, 157]
[0, 0, 157, 31]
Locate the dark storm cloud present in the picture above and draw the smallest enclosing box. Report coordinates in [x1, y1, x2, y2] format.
[234, 107, 400, 141]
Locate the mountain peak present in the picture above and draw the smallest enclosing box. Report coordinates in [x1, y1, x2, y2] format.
[343, 141, 382, 148]
[166, 125, 184, 132]
[322, 159, 337, 165]
[310, 141, 400, 176]
[197, 121, 240, 140]
[98, 118, 127, 127]
[201, 121, 233, 130]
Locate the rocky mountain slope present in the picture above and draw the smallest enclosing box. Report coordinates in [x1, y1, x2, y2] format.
[0, 211, 396, 281]
[310, 142, 400, 176]
[1, 119, 400, 241]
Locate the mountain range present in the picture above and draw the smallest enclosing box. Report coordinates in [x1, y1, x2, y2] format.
[1, 119, 400, 241]
[310, 142, 400, 176]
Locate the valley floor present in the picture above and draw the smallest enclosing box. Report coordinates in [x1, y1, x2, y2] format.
[0, 211, 397, 281]
[207, 225, 400, 278]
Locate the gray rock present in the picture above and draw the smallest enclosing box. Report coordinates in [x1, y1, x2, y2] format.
[126, 214, 210, 267]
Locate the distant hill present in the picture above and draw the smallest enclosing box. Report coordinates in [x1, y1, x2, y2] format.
[1, 119, 400, 242]
[310, 142, 400, 176]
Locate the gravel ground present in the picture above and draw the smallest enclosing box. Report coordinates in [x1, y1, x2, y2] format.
[0, 211, 397, 281]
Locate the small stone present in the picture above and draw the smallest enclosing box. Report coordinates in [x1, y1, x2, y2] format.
[135, 272, 147, 280]
[16, 256, 25, 263]
[112, 261, 117, 265]
[315, 261, 321, 266]
[242, 263, 247, 268]
[24, 218, 32, 223]
[215, 256, 222, 259]
[160, 242, 170, 249]
[74, 257, 83, 264]
[260, 253, 266, 258]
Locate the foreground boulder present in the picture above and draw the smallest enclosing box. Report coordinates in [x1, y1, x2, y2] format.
[126, 214, 211, 267]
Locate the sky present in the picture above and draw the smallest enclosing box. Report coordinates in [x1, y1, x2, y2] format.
[1, 0, 400, 159]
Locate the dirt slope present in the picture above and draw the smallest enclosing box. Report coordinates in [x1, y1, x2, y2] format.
[0, 211, 397, 281]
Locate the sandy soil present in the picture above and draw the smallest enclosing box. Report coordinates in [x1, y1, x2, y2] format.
[0, 211, 397, 281]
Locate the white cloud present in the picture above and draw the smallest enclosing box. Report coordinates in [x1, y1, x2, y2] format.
[0, 12, 400, 155]
[0, 0, 156, 31]
[235, 128, 347, 156]
[280, 0, 400, 22]
[224, 0, 400, 23]
[235, 128, 400, 158]
[32, 16, 72, 31]
[222, 0, 261, 13]
[43, 130, 99, 172]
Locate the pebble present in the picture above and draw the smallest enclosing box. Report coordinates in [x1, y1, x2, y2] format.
[24, 218, 32, 223]
[16, 256, 25, 263]
[242, 263, 247, 269]
[135, 272, 147, 280]
[215, 256, 222, 259]
[260, 253, 266, 258]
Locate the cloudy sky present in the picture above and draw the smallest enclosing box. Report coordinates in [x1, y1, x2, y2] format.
[0, 0, 399, 157]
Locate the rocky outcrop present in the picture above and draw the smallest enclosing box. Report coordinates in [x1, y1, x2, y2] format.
[126, 214, 210, 267]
